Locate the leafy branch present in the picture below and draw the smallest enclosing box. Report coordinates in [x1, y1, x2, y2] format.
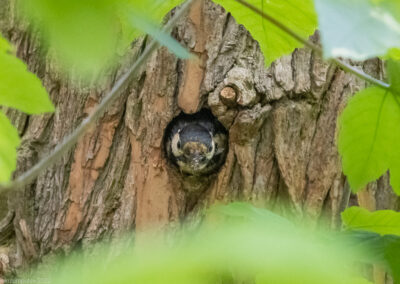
[233, 0, 400, 195]
[0, 0, 194, 192]
[235, 0, 390, 90]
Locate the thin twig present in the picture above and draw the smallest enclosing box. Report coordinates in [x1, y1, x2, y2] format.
[0, 0, 194, 192]
[235, 0, 390, 90]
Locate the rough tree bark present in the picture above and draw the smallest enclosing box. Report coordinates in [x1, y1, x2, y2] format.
[0, 0, 399, 275]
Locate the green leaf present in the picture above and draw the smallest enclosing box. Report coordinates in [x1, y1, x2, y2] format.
[342, 207, 400, 236]
[19, 0, 123, 78]
[342, 229, 400, 282]
[117, 0, 185, 54]
[315, 0, 400, 60]
[213, 0, 317, 66]
[384, 240, 400, 282]
[31, 204, 370, 284]
[207, 202, 295, 228]
[0, 112, 20, 183]
[338, 87, 400, 193]
[340, 230, 389, 264]
[385, 48, 400, 61]
[0, 35, 54, 114]
[342, 207, 400, 282]
[127, 9, 191, 59]
[127, 0, 185, 23]
[388, 60, 400, 93]
[18, 0, 187, 79]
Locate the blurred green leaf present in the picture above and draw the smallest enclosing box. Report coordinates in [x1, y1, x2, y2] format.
[342, 207, 400, 236]
[385, 48, 400, 61]
[0, 112, 20, 183]
[18, 0, 187, 79]
[343, 230, 400, 283]
[28, 203, 371, 284]
[340, 230, 389, 264]
[19, 0, 120, 78]
[125, 0, 185, 23]
[342, 208, 400, 282]
[338, 87, 400, 193]
[117, 0, 185, 55]
[388, 60, 400, 93]
[213, 0, 317, 66]
[315, 0, 400, 60]
[207, 202, 295, 228]
[384, 240, 400, 282]
[0, 35, 54, 114]
[127, 9, 191, 59]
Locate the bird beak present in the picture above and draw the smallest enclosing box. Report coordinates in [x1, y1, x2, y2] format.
[190, 154, 205, 169]
[192, 155, 201, 165]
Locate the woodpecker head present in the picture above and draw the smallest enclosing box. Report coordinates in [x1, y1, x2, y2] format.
[171, 124, 215, 174]
[164, 109, 228, 176]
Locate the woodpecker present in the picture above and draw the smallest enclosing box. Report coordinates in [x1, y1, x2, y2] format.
[164, 109, 228, 176]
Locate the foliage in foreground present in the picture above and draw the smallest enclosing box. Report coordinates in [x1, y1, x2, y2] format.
[24, 204, 400, 284]
[22, 203, 380, 284]
[342, 206, 400, 281]
[214, 0, 317, 66]
[0, 36, 54, 182]
[338, 76, 400, 194]
[17, 203, 400, 284]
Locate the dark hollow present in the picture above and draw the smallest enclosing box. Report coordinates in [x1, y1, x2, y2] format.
[163, 108, 229, 176]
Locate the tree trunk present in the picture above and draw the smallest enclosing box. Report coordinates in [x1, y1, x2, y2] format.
[0, 0, 398, 274]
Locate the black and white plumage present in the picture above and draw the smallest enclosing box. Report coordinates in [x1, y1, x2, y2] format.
[164, 109, 228, 176]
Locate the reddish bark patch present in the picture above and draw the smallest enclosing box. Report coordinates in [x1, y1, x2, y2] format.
[55, 99, 119, 245]
[178, 0, 207, 113]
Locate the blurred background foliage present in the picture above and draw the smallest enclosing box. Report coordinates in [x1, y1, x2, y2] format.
[26, 202, 388, 284]
[17, 0, 188, 79]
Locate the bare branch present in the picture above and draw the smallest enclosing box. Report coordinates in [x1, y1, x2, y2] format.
[0, 0, 194, 193]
